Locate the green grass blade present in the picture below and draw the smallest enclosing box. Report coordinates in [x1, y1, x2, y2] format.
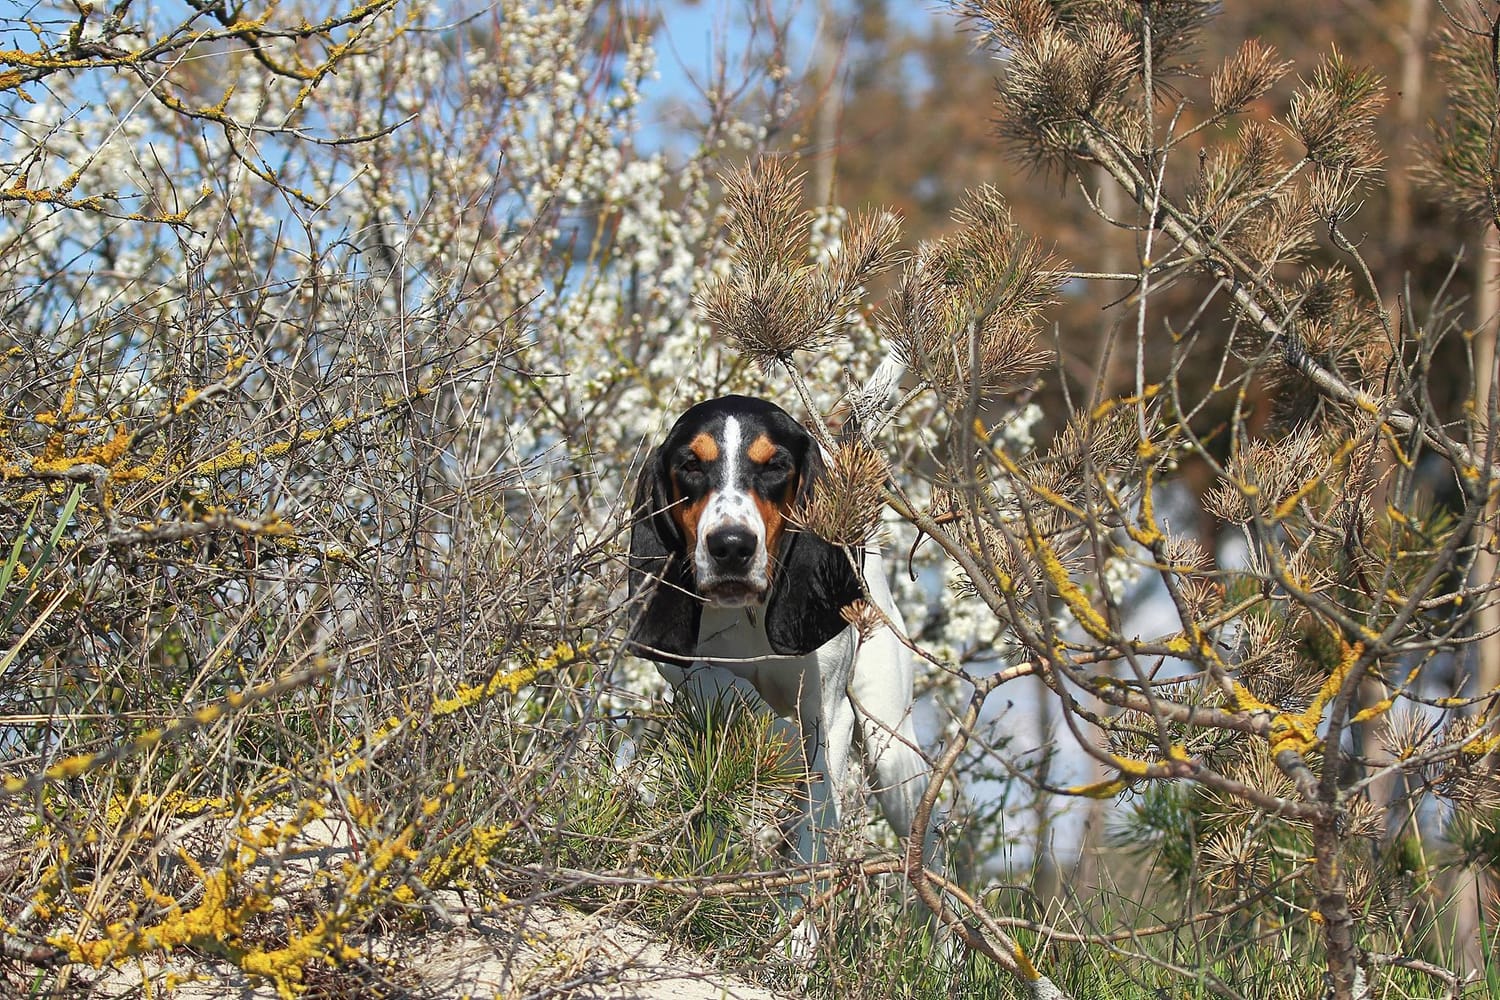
[1, 484, 83, 634]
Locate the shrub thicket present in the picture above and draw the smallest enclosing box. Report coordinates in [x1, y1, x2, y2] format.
[1, 2, 1497, 999]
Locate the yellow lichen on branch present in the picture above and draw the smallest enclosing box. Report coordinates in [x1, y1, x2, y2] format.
[1124, 465, 1163, 546]
[1030, 531, 1114, 642]
[428, 642, 584, 718]
[55, 822, 374, 999]
[418, 823, 514, 890]
[323, 643, 581, 784]
[191, 379, 437, 479]
[58, 855, 265, 970]
[1, 660, 333, 799]
[1233, 638, 1365, 756]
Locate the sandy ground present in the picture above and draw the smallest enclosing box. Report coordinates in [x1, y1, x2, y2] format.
[73, 891, 784, 999]
[21, 811, 789, 1000]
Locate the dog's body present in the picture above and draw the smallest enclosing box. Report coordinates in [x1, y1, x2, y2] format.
[627, 395, 934, 868]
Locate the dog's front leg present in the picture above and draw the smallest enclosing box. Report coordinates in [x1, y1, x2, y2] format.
[793, 629, 857, 866]
[792, 693, 836, 869]
[817, 631, 859, 821]
[785, 707, 835, 967]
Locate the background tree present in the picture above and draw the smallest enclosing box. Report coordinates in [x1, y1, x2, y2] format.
[790, 2, 1498, 980]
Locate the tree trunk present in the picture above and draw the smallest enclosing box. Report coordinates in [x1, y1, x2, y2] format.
[1454, 228, 1500, 982]
[811, 0, 844, 209]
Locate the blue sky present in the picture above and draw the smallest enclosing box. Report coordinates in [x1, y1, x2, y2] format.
[645, 1, 946, 136]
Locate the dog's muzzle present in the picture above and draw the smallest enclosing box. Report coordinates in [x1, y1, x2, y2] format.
[699, 526, 766, 605]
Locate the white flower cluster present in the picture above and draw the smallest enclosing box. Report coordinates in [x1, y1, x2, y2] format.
[999, 401, 1044, 454]
[1099, 543, 1145, 604]
[808, 204, 847, 265]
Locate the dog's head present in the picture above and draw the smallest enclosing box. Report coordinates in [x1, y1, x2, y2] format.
[627, 395, 863, 663]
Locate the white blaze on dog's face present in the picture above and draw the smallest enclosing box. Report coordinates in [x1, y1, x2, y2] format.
[663, 404, 800, 607]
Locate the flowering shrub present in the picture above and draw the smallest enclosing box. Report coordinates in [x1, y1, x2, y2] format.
[0, 1, 817, 993]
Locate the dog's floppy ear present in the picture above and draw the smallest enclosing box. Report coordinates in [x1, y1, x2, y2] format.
[765, 437, 865, 655]
[627, 446, 700, 664]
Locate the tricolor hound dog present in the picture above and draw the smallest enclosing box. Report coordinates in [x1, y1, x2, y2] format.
[627, 394, 936, 871]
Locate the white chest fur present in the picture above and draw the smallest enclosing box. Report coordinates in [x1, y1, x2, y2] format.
[687, 605, 855, 720]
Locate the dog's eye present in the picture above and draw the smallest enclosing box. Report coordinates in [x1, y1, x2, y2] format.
[757, 459, 793, 490]
[678, 458, 705, 477]
[761, 455, 792, 476]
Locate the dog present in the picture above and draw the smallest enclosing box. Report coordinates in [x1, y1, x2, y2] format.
[626, 394, 937, 872]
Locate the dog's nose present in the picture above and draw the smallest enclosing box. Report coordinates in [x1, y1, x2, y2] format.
[706, 526, 757, 572]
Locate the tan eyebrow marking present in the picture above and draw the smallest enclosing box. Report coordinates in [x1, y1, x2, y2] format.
[689, 432, 720, 462]
[747, 434, 777, 464]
